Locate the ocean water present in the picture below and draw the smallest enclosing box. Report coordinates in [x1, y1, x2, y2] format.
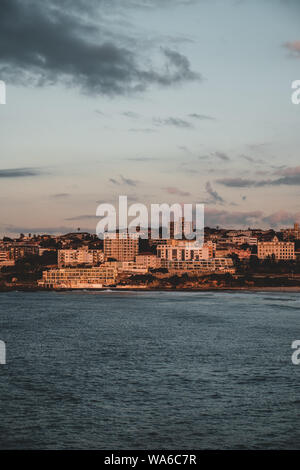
[0, 290, 299, 450]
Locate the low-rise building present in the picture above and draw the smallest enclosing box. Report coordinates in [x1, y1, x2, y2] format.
[0, 250, 15, 267]
[257, 237, 295, 260]
[215, 248, 252, 260]
[157, 240, 214, 261]
[229, 236, 257, 246]
[38, 264, 117, 289]
[161, 258, 235, 273]
[9, 244, 39, 260]
[280, 223, 300, 240]
[135, 253, 161, 269]
[105, 260, 149, 274]
[58, 248, 104, 267]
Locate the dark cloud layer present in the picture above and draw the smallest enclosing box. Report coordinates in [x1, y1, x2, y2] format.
[217, 167, 300, 188]
[0, 0, 200, 95]
[109, 175, 139, 186]
[0, 167, 42, 178]
[205, 208, 263, 228]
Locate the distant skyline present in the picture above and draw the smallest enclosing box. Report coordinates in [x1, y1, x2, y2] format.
[1, 0, 300, 236]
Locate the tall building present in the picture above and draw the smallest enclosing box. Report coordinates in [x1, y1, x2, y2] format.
[257, 237, 295, 260]
[169, 217, 193, 239]
[104, 233, 139, 261]
[161, 258, 235, 273]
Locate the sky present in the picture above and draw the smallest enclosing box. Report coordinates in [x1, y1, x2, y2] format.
[0, 0, 300, 236]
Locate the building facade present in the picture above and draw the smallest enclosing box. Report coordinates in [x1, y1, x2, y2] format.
[135, 253, 161, 269]
[104, 233, 139, 261]
[156, 241, 214, 261]
[0, 250, 15, 266]
[161, 258, 235, 273]
[257, 238, 295, 260]
[58, 248, 104, 267]
[280, 223, 300, 240]
[39, 265, 117, 289]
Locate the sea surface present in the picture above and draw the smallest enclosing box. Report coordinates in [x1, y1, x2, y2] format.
[0, 290, 299, 449]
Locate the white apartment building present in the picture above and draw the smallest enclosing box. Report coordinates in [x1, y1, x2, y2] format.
[161, 258, 235, 273]
[39, 264, 117, 289]
[156, 241, 214, 261]
[58, 248, 104, 267]
[105, 260, 149, 274]
[257, 237, 295, 260]
[229, 236, 257, 246]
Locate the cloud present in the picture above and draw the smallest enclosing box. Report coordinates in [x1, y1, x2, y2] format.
[120, 175, 139, 186]
[205, 181, 224, 204]
[217, 167, 300, 188]
[204, 208, 263, 228]
[127, 156, 157, 161]
[240, 154, 265, 164]
[246, 142, 269, 152]
[0, 1, 200, 96]
[95, 109, 108, 117]
[274, 166, 300, 176]
[109, 178, 119, 185]
[214, 151, 230, 162]
[198, 155, 210, 160]
[216, 177, 256, 188]
[162, 186, 191, 197]
[160, 48, 200, 84]
[270, 174, 300, 185]
[50, 193, 70, 198]
[109, 175, 139, 186]
[198, 151, 230, 162]
[0, 167, 43, 178]
[129, 128, 157, 133]
[284, 40, 300, 56]
[154, 117, 193, 128]
[120, 0, 199, 8]
[262, 210, 300, 226]
[188, 113, 215, 120]
[122, 111, 140, 118]
[178, 145, 193, 154]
